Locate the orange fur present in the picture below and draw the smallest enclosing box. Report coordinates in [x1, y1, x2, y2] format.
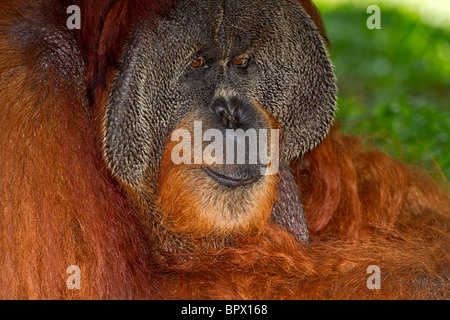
[0, 0, 448, 300]
[156, 107, 279, 238]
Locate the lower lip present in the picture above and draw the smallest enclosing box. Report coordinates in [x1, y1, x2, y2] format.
[202, 167, 261, 187]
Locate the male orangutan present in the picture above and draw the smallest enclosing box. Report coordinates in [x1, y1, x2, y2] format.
[0, 0, 448, 299]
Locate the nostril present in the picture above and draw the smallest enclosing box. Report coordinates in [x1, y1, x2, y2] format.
[233, 107, 244, 124]
[211, 97, 246, 129]
[219, 109, 233, 128]
[212, 103, 230, 127]
[211, 99, 226, 116]
[212, 104, 226, 118]
[211, 99, 231, 127]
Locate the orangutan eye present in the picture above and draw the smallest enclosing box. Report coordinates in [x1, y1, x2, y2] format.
[189, 57, 206, 69]
[232, 56, 250, 67]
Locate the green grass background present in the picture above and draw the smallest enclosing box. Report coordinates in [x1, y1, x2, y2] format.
[314, 0, 450, 180]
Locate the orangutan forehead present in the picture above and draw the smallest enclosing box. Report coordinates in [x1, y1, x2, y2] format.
[165, 0, 309, 54]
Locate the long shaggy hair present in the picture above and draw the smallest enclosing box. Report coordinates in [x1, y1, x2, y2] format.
[0, 0, 448, 299]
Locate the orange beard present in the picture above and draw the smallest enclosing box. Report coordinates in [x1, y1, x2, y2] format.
[156, 111, 279, 239]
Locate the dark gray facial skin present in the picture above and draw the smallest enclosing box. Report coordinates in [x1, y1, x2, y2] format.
[104, 0, 336, 190]
[103, 0, 335, 243]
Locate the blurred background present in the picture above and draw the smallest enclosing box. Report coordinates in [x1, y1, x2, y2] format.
[314, 0, 450, 180]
